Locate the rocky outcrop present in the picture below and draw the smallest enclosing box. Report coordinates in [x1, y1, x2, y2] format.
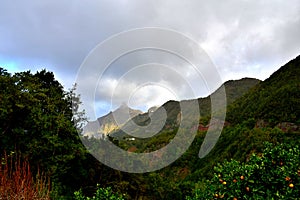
[82, 104, 142, 138]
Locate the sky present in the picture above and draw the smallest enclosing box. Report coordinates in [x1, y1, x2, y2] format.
[1, 0, 299, 120]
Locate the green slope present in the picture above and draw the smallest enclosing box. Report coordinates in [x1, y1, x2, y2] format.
[108, 57, 300, 199]
[110, 78, 260, 150]
[227, 55, 300, 126]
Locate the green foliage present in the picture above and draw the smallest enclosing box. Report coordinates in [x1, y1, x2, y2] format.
[187, 142, 300, 199]
[0, 68, 90, 197]
[74, 184, 125, 200]
[227, 55, 300, 125]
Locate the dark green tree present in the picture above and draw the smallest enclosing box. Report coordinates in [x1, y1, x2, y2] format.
[0, 68, 89, 197]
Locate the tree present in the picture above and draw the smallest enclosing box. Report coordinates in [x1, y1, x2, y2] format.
[0, 68, 88, 197]
[187, 142, 300, 199]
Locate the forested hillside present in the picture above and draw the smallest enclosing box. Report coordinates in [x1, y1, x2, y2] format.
[227, 55, 300, 125]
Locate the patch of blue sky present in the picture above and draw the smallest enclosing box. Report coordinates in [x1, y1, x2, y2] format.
[0, 57, 19, 73]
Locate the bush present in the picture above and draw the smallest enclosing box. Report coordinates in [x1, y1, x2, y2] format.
[187, 142, 300, 199]
[74, 184, 125, 200]
[0, 151, 51, 199]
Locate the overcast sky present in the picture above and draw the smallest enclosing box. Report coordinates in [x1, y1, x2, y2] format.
[1, 0, 299, 119]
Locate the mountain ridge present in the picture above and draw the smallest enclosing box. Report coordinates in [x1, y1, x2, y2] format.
[110, 77, 260, 139]
[83, 104, 142, 137]
[227, 55, 300, 125]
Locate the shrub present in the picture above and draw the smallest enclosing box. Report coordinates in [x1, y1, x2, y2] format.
[0, 151, 51, 199]
[187, 142, 300, 199]
[74, 184, 125, 200]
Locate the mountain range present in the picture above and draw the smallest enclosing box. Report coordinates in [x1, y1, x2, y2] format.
[83, 55, 299, 145]
[83, 77, 260, 139]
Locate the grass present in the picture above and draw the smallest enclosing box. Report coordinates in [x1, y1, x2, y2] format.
[0, 151, 51, 199]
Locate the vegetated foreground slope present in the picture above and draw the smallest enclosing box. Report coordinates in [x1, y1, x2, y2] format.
[184, 56, 300, 199]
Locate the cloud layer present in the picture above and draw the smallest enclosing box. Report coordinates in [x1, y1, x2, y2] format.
[0, 0, 299, 118]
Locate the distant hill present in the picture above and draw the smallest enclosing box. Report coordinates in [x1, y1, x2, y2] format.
[111, 78, 260, 139]
[227, 55, 300, 126]
[197, 77, 261, 119]
[82, 104, 142, 138]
